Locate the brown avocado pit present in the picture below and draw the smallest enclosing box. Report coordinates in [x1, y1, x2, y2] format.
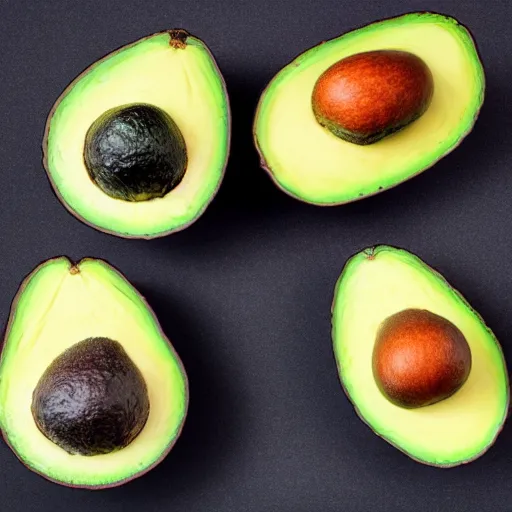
[84, 103, 188, 202]
[372, 309, 471, 408]
[31, 336, 150, 456]
[311, 50, 434, 145]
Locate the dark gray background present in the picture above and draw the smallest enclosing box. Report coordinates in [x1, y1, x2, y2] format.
[0, 0, 510, 511]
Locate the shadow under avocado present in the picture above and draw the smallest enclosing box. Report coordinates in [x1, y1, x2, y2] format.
[159, 70, 512, 248]
[209, 69, 288, 213]
[340, 74, 512, 219]
[108, 284, 248, 498]
[147, 67, 300, 252]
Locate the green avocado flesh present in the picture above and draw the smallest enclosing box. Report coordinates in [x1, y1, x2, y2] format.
[0, 258, 188, 488]
[332, 246, 509, 467]
[44, 30, 230, 238]
[254, 13, 485, 205]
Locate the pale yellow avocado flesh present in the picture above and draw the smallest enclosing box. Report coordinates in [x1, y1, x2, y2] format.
[254, 13, 484, 204]
[45, 32, 230, 238]
[332, 246, 508, 466]
[0, 258, 188, 487]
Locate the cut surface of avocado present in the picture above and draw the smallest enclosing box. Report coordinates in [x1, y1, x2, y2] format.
[0, 257, 188, 488]
[44, 29, 230, 238]
[254, 13, 484, 205]
[332, 246, 508, 467]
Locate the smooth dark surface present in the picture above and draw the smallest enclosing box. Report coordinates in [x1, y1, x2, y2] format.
[0, 0, 510, 510]
[32, 337, 149, 456]
[84, 104, 187, 202]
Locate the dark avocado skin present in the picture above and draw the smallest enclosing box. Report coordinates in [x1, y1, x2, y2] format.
[31, 337, 150, 456]
[84, 103, 188, 202]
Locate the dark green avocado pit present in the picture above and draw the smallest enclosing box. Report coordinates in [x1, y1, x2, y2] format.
[31, 337, 150, 456]
[84, 104, 188, 202]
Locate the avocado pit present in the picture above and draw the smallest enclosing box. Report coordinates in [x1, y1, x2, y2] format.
[31, 336, 150, 456]
[311, 50, 434, 145]
[84, 103, 188, 202]
[372, 309, 471, 408]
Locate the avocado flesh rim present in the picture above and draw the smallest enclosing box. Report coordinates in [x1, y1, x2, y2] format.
[0, 258, 188, 488]
[44, 31, 230, 238]
[254, 13, 485, 205]
[332, 246, 509, 466]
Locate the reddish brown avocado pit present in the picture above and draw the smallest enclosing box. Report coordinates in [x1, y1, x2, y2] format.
[31, 337, 150, 456]
[311, 50, 434, 145]
[372, 309, 472, 408]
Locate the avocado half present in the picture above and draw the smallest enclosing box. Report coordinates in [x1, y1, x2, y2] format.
[0, 257, 188, 488]
[253, 13, 485, 205]
[331, 246, 509, 467]
[43, 29, 230, 238]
